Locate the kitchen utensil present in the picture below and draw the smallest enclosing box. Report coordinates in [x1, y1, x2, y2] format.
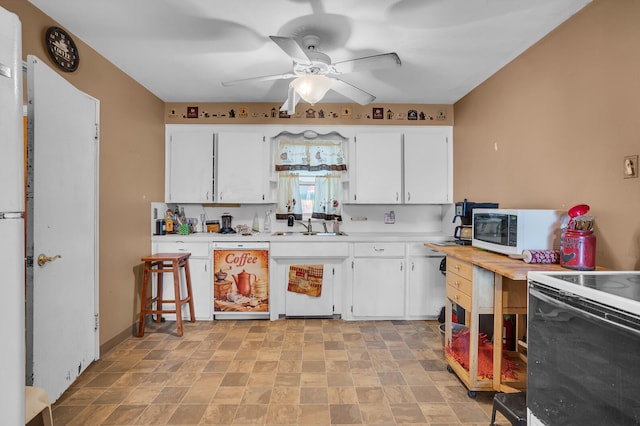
[568, 204, 590, 218]
[567, 204, 590, 230]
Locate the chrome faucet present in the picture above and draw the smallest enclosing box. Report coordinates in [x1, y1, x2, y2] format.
[296, 218, 313, 233]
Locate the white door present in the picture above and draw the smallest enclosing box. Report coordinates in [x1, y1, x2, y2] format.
[352, 258, 405, 317]
[404, 131, 450, 204]
[166, 128, 214, 203]
[408, 257, 446, 317]
[215, 131, 267, 203]
[27, 56, 99, 403]
[352, 133, 402, 203]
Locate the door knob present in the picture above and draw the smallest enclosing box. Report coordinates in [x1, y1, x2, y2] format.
[37, 253, 62, 266]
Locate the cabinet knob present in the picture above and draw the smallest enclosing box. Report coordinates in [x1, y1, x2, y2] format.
[455, 280, 460, 288]
[454, 295, 459, 302]
[455, 264, 460, 271]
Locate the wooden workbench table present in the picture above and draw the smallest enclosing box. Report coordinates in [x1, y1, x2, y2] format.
[425, 243, 568, 393]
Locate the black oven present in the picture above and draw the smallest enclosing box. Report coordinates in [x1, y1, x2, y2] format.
[527, 272, 640, 426]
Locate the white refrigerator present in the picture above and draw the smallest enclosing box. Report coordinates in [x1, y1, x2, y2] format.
[0, 6, 26, 425]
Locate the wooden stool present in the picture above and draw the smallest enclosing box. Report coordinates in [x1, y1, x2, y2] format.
[490, 392, 527, 426]
[138, 252, 195, 337]
[25, 386, 53, 426]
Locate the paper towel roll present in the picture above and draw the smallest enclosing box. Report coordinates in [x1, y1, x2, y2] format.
[522, 249, 560, 264]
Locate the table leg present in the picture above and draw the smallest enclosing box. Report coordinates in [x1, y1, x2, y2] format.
[493, 274, 504, 390]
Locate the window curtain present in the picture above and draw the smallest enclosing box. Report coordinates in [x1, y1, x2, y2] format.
[276, 140, 346, 171]
[312, 173, 343, 221]
[276, 173, 302, 220]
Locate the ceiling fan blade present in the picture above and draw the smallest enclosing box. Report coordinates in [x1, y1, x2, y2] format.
[280, 86, 300, 115]
[330, 78, 376, 105]
[221, 72, 295, 87]
[269, 35, 312, 64]
[331, 52, 401, 74]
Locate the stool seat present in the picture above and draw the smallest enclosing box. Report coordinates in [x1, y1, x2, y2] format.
[138, 252, 195, 337]
[491, 391, 527, 426]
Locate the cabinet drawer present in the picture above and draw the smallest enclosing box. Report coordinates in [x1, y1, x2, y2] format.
[446, 257, 473, 281]
[408, 243, 443, 257]
[446, 273, 472, 297]
[154, 241, 209, 257]
[446, 285, 472, 312]
[354, 243, 405, 257]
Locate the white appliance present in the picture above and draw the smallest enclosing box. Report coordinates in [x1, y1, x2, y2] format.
[0, 7, 26, 424]
[472, 208, 563, 255]
[212, 241, 270, 320]
[527, 271, 640, 425]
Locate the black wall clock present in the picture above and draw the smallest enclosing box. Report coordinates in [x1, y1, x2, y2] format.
[45, 26, 79, 72]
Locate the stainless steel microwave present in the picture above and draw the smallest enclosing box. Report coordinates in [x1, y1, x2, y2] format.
[471, 209, 563, 255]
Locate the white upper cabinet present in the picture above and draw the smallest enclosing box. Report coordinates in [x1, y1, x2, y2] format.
[351, 132, 403, 204]
[349, 127, 451, 204]
[404, 130, 450, 204]
[165, 128, 214, 203]
[215, 131, 269, 203]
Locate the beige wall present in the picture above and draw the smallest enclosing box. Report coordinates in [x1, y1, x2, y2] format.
[1, 1, 166, 351]
[453, 0, 640, 270]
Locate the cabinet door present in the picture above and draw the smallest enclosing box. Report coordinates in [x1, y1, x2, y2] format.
[352, 133, 402, 204]
[352, 258, 404, 317]
[166, 130, 214, 203]
[157, 257, 212, 321]
[403, 131, 450, 204]
[408, 257, 446, 317]
[283, 263, 335, 317]
[216, 131, 267, 203]
[189, 258, 213, 320]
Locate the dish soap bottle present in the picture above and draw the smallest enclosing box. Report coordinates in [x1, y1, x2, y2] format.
[264, 210, 272, 233]
[252, 212, 260, 233]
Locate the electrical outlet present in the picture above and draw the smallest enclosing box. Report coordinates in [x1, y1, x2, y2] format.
[436, 110, 446, 120]
[153, 208, 158, 219]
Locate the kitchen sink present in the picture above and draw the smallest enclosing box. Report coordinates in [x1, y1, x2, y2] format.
[271, 231, 348, 237]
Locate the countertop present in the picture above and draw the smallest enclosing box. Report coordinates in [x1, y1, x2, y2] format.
[424, 243, 570, 281]
[153, 231, 453, 244]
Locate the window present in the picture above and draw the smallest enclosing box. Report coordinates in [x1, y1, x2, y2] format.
[273, 131, 347, 221]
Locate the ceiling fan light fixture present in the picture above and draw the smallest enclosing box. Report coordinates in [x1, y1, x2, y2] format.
[290, 75, 333, 104]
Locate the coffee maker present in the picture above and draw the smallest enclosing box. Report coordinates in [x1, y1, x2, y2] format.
[219, 213, 236, 234]
[452, 199, 499, 245]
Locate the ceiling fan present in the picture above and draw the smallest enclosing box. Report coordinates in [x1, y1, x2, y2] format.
[221, 35, 401, 113]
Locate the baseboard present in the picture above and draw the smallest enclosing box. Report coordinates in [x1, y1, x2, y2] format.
[99, 323, 137, 356]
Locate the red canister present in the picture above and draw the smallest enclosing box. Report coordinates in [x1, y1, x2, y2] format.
[560, 229, 596, 270]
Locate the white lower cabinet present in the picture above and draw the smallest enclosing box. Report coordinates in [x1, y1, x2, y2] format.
[152, 241, 212, 321]
[270, 242, 349, 318]
[407, 244, 446, 318]
[351, 243, 405, 318]
[349, 242, 445, 320]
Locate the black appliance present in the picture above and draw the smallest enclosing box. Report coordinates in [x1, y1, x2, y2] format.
[452, 198, 498, 245]
[527, 271, 640, 426]
[219, 213, 236, 234]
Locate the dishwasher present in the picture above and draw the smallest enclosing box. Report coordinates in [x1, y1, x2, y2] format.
[211, 241, 269, 320]
[270, 241, 349, 318]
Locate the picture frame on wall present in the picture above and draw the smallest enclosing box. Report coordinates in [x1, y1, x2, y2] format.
[624, 155, 638, 178]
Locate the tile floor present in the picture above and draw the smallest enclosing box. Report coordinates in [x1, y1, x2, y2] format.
[50, 319, 512, 425]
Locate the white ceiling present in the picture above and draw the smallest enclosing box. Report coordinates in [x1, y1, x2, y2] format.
[27, 0, 590, 105]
